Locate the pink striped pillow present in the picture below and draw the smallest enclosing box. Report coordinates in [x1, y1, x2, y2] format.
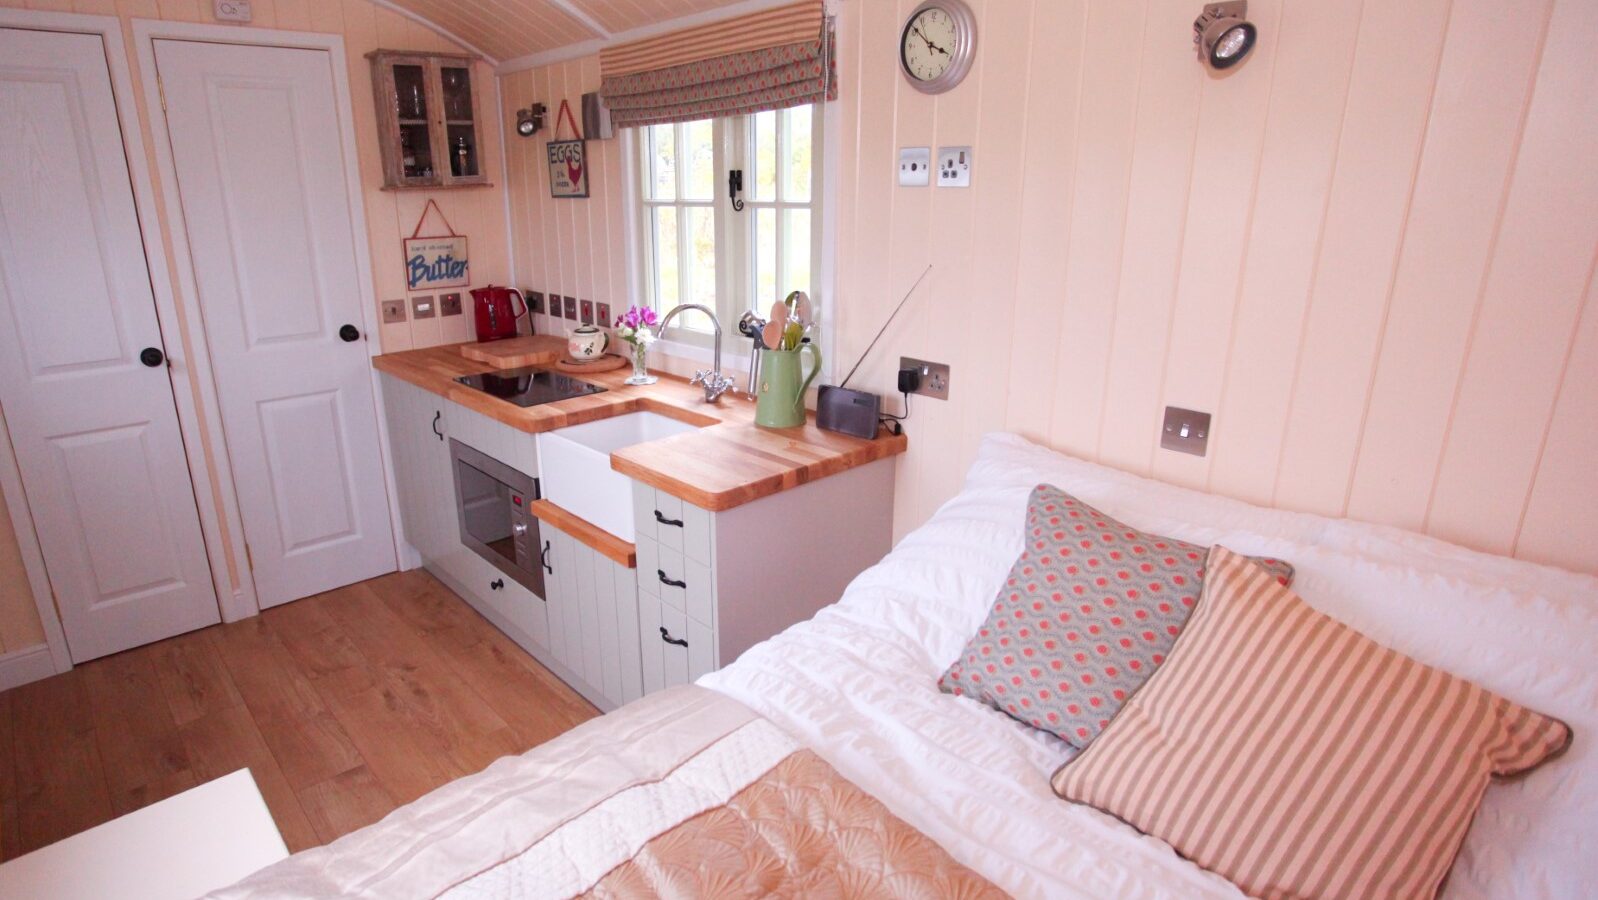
[1052, 546, 1572, 900]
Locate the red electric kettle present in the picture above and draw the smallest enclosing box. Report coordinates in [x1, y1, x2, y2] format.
[470, 285, 527, 342]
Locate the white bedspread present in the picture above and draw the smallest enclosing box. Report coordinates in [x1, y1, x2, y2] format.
[701, 432, 1597, 899]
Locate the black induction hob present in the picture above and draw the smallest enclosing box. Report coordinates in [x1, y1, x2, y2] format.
[454, 366, 608, 407]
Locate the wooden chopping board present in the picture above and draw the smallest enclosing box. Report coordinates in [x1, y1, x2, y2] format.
[460, 334, 565, 369]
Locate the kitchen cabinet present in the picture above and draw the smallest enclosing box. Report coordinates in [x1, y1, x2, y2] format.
[628, 457, 895, 693]
[543, 526, 643, 709]
[367, 50, 487, 189]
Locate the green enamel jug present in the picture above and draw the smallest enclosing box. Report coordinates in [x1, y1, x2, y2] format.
[754, 344, 821, 428]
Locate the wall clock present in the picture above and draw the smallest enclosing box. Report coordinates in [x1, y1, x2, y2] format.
[899, 0, 976, 94]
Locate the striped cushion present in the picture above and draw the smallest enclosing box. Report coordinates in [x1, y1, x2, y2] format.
[1052, 546, 1572, 900]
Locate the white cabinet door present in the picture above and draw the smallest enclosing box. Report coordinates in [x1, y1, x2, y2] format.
[0, 28, 219, 662]
[153, 39, 395, 607]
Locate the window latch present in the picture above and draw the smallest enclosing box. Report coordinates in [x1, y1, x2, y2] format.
[728, 168, 745, 211]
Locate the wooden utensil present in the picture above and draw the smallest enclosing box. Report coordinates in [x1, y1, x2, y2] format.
[764, 301, 789, 349]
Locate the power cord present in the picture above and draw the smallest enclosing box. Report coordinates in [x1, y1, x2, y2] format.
[879, 391, 911, 436]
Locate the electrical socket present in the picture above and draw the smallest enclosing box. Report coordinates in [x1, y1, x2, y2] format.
[899, 357, 951, 400]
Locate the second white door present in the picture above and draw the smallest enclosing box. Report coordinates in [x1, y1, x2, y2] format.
[153, 38, 395, 607]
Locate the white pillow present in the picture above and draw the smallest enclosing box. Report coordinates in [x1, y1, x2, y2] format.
[962, 433, 1597, 899]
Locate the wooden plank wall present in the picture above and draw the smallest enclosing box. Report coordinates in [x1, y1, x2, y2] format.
[825, 0, 1597, 574]
[498, 0, 1598, 575]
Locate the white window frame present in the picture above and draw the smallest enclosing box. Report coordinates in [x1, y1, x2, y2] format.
[627, 106, 826, 372]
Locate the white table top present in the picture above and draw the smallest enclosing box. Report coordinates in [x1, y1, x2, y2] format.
[0, 768, 288, 899]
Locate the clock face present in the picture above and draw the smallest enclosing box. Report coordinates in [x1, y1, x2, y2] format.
[901, 7, 958, 84]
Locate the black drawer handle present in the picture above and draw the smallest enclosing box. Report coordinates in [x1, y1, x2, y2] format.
[659, 626, 688, 647]
[657, 569, 686, 589]
[490, 578, 504, 590]
[540, 540, 553, 574]
[431, 410, 443, 441]
[654, 510, 683, 528]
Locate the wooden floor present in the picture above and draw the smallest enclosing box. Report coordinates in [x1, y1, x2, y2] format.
[0, 569, 599, 861]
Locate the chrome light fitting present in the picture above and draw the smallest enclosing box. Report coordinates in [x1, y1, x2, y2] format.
[515, 103, 546, 137]
[1194, 1, 1256, 70]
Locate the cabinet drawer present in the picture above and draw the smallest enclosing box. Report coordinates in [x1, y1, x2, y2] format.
[639, 592, 692, 694]
[647, 543, 712, 626]
[652, 492, 684, 552]
[633, 483, 712, 566]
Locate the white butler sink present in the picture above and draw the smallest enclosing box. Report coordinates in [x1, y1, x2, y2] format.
[537, 412, 700, 541]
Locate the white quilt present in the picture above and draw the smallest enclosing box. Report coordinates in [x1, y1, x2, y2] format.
[701, 432, 1597, 899]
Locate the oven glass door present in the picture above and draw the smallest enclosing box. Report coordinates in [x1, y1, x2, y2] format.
[450, 438, 544, 597]
[457, 457, 516, 565]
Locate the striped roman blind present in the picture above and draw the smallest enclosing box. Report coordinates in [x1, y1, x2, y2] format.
[1052, 546, 1572, 899]
[598, 0, 835, 128]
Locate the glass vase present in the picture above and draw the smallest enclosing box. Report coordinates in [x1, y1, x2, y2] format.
[624, 343, 657, 386]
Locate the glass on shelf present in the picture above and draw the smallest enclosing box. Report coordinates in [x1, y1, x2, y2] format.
[448, 125, 477, 178]
[400, 123, 434, 179]
[441, 66, 473, 122]
[393, 64, 427, 120]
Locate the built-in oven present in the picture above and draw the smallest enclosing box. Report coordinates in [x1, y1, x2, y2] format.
[450, 438, 546, 597]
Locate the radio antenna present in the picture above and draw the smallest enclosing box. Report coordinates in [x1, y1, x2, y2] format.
[839, 264, 932, 389]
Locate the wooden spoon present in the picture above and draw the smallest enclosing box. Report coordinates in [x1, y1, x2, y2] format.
[764, 301, 789, 349]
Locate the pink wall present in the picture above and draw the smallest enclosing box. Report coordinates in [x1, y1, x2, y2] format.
[499, 0, 1597, 575]
[825, 0, 1596, 574]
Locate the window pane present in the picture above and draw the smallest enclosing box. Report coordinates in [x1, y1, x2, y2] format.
[783, 208, 811, 298]
[755, 208, 777, 311]
[753, 110, 777, 202]
[684, 120, 715, 201]
[681, 205, 716, 331]
[649, 124, 675, 200]
[784, 105, 812, 202]
[653, 206, 679, 309]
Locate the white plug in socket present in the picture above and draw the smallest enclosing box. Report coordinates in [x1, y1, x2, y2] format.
[937, 146, 972, 188]
[898, 147, 931, 187]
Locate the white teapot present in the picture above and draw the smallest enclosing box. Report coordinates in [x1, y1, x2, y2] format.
[567, 324, 609, 360]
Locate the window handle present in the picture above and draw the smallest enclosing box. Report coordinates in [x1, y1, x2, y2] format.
[728, 168, 744, 212]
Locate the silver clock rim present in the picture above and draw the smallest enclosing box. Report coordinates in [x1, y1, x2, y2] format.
[899, 0, 977, 95]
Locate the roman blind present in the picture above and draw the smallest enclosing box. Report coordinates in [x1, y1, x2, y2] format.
[598, 0, 835, 129]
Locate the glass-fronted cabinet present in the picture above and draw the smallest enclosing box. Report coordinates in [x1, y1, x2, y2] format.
[368, 50, 488, 189]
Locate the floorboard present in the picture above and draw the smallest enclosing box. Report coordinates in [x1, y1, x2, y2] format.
[0, 570, 599, 862]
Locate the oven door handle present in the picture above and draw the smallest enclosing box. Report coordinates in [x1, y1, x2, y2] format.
[540, 540, 553, 574]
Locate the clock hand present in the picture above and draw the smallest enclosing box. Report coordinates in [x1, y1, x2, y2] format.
[913, 27, 951, 57]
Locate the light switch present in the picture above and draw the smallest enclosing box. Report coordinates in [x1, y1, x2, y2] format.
[381, 299, 407, 324]
[1161, 406, 1212, 456]
[439, 292, 462, 316]
[937, 146, 972, 188]
[898, 147, 930, 187]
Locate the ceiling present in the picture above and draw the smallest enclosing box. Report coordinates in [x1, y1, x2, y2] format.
[384, 0, 751, 63]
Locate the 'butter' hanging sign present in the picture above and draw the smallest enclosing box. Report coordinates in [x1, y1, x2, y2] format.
[404, 235, 469, 290]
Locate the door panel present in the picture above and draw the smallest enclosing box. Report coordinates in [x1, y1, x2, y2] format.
[0, 28, 219, 661]
[153, 39, 395, 607]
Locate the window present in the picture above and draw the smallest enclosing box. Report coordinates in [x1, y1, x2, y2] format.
[634, 106, 823, 353]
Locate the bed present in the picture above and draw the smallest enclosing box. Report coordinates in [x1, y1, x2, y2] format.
[213, 433, 1596, 899]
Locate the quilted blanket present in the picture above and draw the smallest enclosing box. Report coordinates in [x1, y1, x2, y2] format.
[210, 686, 1000, 899]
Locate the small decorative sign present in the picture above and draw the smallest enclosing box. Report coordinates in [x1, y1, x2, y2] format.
[404, 199, 469, 290]
[547, 100, 589, 199]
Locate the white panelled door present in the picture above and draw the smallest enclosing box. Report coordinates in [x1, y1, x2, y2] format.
[0, 28, 219, 661]
[153, 39, 395, 608]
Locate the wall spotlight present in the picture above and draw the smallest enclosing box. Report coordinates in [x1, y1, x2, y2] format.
[515, 103, 547, 137]
[1194, 1, 1256, 70]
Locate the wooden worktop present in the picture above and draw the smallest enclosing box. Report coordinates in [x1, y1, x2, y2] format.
[373, 336, 907, 512]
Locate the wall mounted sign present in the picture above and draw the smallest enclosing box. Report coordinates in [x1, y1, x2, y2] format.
[547, 99, 589, 199]
[404, 199, 469, 290]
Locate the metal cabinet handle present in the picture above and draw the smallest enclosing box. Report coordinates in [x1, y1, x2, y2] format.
[540, 540, 553, 574]
[653, 509, 684, 528]
[659, 626, 688, 647]
[431, 410, 443, 441]
[657, 569, 686, 589]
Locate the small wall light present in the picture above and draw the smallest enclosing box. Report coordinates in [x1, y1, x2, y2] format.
[515, 103, 546, 137]
[1193, 1, 1256, 70]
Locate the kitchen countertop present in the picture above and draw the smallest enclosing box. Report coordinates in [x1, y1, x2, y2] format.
[373, 336, 907, 512]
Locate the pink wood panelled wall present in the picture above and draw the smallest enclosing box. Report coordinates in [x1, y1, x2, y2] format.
[831, 0, 1596, 574]
[0, 0, 510, 650]
[499, 57, 634, 352]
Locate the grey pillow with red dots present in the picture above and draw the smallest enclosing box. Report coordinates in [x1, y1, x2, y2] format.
[937, 484, 1294, 748]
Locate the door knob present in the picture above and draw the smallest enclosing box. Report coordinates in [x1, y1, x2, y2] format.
[339, 324, 360, 342]
[139, 347, 165, 367]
